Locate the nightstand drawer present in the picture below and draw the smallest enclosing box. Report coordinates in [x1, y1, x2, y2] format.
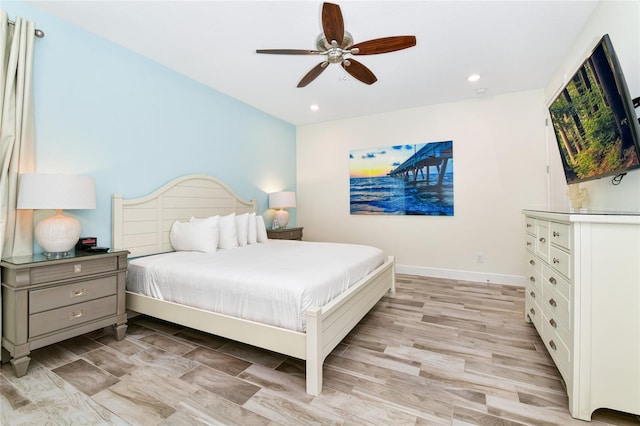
[29, 276, 118, 314]
[30, 257, 118, 284]
[267, 227, 303, 240]
[29, 295, 118, 338]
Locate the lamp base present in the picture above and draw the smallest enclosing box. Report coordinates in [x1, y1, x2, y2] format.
[35, 210, 81, 256]
[274, 209, 290, 228]
[42, 250, 73, 259]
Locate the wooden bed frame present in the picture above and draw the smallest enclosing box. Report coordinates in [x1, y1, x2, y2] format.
[112, 174, 395, 395]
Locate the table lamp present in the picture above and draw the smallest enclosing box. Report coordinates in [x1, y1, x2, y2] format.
[17, 173, 96, 258]
[268, 191, 296, 228]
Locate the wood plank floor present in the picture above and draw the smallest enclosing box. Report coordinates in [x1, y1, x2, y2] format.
[2, 274, 639, 425]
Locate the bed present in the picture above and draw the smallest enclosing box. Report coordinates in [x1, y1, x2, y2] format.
[111, 174, 395, 395]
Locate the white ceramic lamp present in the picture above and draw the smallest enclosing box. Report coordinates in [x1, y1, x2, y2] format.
[269, 191, 296, 229]
[17, 174, 96, 259]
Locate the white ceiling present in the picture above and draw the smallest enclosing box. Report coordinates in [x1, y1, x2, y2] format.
[26, 0, 599, 126]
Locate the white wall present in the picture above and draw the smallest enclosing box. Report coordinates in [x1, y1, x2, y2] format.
[297, 1, 639, 284]
[545, 0, 640, 211]
[3, 2, 297, 251]
[297, 90, 547, 285]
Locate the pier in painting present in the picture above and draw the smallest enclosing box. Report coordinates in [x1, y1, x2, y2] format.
[388, 141, 452, 187]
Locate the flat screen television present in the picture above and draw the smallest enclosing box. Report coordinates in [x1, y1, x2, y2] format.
[548, 34, 640, 185]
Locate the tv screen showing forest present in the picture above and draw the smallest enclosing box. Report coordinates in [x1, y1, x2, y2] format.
[549, 35, 640, 184]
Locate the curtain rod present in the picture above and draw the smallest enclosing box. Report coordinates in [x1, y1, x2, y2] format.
[8, 19, 45, 38]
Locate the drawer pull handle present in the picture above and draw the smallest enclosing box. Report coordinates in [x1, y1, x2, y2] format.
[549, 318, 557, 328]
[530, 307, 536, 315]
[70, 288, 86, 298]
[526, 223, 532, 228]
[526, 242, 532, 246]
[539, 237, 546, 243]
[70, 310, 85, 320]
[553, 258, 560, 264]
[549, 340, 557, 351]
[549, 298, 557, 307]
[529, 259, 535, 266]
[529, 276, 535, 282]
[529, 291, 536, 298]
[553, 231, 560, 237]
[549, 277, 557, 285]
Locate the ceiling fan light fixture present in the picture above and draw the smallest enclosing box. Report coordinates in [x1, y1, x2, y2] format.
[256, 2, 417, 87]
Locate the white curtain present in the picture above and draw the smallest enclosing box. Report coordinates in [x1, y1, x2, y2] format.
[0, 9, 36, 260]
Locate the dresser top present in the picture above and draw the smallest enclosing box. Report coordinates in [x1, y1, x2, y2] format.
[523, 209, 640, 224]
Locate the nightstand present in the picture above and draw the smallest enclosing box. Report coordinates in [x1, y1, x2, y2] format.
[267, 227, 303, 241]
[1, 250, 128, 377]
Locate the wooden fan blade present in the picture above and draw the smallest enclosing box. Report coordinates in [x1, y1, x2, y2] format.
[297, 62, 329, 87]
[341, 59, 377, 85]
[322, 2, 344, 46]
[256, 49, 321, 55]
[351, 36, 416, 55]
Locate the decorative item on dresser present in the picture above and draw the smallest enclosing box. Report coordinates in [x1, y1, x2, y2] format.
[266, 226, 303, 241]
[0, 250, 129, 377]
[523, 209, 640, 421]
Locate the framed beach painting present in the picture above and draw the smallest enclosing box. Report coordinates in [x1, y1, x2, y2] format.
[349, 140, 454, 215]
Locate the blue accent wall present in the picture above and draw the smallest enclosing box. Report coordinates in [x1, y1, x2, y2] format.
[4, 2, 296, 249]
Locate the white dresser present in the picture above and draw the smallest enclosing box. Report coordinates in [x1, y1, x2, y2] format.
[523, 209, 640, 421]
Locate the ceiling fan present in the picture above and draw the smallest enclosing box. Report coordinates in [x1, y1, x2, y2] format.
[256, 2, 417, 87]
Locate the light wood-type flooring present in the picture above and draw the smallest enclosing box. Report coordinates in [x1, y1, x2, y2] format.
[2, 274, 639, 425]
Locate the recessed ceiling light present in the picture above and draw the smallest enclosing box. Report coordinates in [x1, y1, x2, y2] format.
[310, 104, 319, 111]
[476, 88, 488, 95]
[467, 74, 481, 82]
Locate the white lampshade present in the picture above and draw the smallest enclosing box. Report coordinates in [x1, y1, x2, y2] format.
[17, 174, 96, 258]
[269, 191, 296, 228]
[269, 191, 296, 209]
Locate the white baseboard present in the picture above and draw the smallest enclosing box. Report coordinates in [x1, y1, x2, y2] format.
[396, 264, 525, 287]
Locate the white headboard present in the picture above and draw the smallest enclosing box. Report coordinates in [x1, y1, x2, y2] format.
[112, 174, 257, 257]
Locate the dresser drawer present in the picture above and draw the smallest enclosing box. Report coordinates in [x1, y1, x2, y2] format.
[29, 295, 117, 338]
[525, 234, 536, 253]
[524, 216, 536, 235]
[30, 257, 118, 284]
[550, 221, 571, 250]
[549, 246, 571, 279]
[29, 275, 118, 314]
[525, 295, 542, 332]
[542, 264, 571, 303]
[542, 281, 571, 332]
[542, 321, 571, 382]
[525, 254, 542, 293]
[535, 220, 550, 262]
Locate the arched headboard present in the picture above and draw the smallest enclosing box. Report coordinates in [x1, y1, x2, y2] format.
[112, 174, 257, 257]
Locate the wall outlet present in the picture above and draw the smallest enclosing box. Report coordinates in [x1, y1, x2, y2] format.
[476, 254, 484, 263]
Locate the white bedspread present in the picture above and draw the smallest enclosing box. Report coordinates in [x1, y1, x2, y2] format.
[126, 240, 385, 332]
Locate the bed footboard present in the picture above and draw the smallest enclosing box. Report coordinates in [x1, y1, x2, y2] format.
[305, 255, 395, 395]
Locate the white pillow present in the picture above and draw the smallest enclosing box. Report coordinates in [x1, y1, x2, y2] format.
[235, 212, 250, 247]
[247, 212, 257, 244]
[256, 215, 268, 243]
[170, 216, 218, 252]
[190, 215, 218, 223]
[218, 213, 238, 249]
